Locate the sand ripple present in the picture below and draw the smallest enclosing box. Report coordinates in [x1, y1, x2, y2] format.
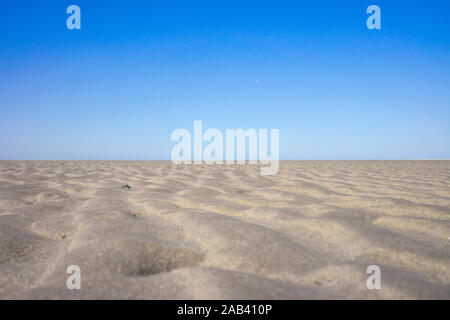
[0, 160, 449, 299]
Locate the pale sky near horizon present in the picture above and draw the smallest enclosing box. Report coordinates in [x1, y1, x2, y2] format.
[1, 1, 449, 160]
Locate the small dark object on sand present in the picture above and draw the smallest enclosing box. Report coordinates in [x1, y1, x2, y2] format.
[122, 184, 131, 189]
[61, 234, 66, 239]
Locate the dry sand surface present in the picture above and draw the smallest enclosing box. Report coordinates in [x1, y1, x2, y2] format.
[0, 160, 449, 299]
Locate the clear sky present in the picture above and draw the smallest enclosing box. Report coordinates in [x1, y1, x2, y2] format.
[1, 0, 449, 160]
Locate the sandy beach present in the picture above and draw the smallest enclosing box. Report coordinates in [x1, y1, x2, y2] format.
[0, 160, 449, 299]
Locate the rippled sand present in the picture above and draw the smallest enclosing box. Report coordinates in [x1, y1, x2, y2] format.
[0, 161, 449, 299]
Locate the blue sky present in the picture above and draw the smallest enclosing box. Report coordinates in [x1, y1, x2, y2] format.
[0, 0, 449, 160]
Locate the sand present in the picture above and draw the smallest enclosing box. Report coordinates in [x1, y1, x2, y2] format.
[0, 160, 449, 299]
